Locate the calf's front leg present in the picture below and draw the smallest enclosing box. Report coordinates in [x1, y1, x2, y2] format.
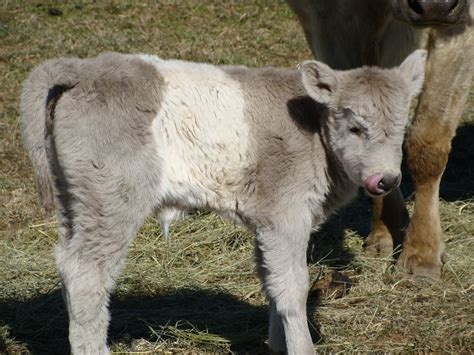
[255, 214, 314, 354]
[398, 27, 474, 280]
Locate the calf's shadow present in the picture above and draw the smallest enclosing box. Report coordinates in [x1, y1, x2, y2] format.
[0, 288, 268, 354]
[0, 287, 324, 354]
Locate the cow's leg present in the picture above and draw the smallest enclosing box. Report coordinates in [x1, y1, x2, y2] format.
[366, 196, 392, 257]
[255, 214, 313, 355]
[53, 177, 156, 354]
[397, 28, 474, 280]
[366, 189, 409, 257]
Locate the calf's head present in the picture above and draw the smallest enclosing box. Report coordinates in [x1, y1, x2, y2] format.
[300, 50, 427, 197]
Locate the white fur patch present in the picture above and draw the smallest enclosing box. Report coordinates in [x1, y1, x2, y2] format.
[141, 55, 250, 212]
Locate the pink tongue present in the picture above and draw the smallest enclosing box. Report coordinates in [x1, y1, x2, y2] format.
[365, 173, 384, 195]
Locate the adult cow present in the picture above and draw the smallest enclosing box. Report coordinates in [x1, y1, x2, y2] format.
[286, 0, 474, 280]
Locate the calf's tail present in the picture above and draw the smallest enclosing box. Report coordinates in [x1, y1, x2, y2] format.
[20, 59, 79, 217]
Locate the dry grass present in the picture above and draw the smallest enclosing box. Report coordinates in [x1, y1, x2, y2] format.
[0, 1, 473, 354]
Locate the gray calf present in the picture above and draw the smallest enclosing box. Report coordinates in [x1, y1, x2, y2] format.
[21, 50, 426, 354]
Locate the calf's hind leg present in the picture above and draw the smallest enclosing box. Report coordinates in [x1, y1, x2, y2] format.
[54, 183, 156, 354]
[255, 212, 314, 354]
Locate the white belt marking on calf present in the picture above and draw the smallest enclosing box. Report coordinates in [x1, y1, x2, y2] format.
[142, 55, 251, 213]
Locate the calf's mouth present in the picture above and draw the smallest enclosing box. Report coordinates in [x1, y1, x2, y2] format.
[364, 173, 401, 197]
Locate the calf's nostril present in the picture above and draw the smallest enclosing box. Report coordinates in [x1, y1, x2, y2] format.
[377, 179, 386, 191]
[378, 174, 401, 192]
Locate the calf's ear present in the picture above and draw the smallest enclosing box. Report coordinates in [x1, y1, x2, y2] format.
[399, 49, 427, 98]
[300, 60, 338, 104]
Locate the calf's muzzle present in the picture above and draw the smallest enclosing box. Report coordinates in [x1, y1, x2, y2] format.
[365, 173, 401, 196]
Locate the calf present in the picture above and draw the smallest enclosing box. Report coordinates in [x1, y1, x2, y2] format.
[21, 50, 426, 354]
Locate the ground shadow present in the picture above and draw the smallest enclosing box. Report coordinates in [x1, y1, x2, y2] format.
[307, 197, 370, 269]
[0, 287, 323, 354]
[432, 123, 473, 201]
[0, 288, 265, 354]
[109, 289, 270, 354]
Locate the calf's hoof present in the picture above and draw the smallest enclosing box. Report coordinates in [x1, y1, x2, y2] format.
[365, 231, 393, 257]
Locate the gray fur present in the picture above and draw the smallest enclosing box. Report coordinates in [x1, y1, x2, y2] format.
[21, 51, 425, 354]
[21, 58, 82, 216]
[42, 53, 164, 354]
[225, 54, 424, 353]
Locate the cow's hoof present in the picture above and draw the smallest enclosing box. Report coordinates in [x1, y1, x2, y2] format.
[365, 231, 393, 257]
[396, 252, 444, 281]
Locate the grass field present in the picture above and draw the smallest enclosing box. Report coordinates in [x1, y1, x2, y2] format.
[1, 1, 473, 354]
